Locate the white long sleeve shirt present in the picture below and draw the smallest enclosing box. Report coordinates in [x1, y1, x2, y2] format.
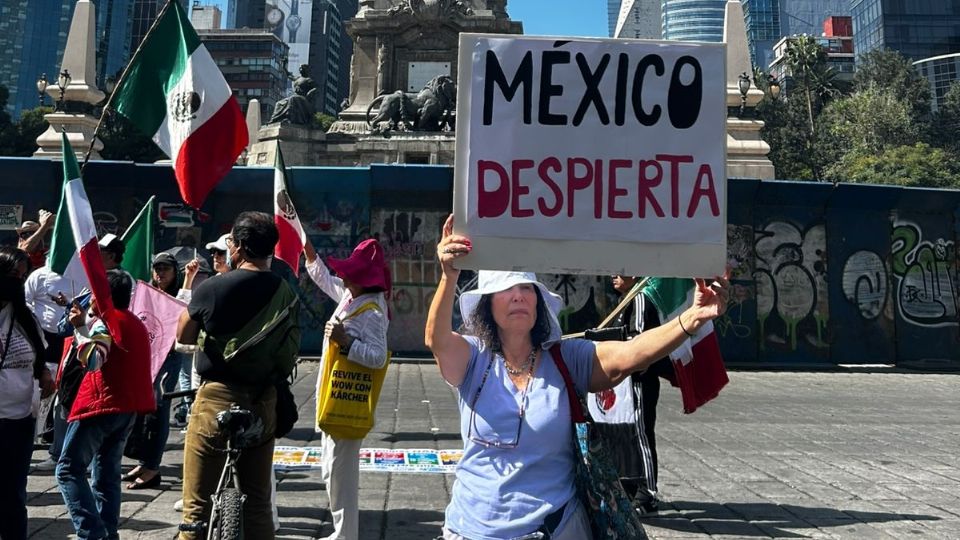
[305, 257, 389, 371]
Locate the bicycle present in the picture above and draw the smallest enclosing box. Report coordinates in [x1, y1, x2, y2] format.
[164, 384, 260, 540]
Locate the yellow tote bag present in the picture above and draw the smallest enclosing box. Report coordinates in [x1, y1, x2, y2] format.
[316, 303, 391, 439]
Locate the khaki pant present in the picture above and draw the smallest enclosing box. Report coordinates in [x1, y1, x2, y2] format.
[180, 382, 277, 540]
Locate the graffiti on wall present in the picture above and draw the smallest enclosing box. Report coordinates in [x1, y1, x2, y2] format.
[840, 222, 959, 329]
[753, 221, 829, 351]
[841, 250, 888, 320]
[891, 222, 959, 326]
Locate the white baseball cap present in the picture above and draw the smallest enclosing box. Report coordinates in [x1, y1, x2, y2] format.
[205, 233, 230, 252]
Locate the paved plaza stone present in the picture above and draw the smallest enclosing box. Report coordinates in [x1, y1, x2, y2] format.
[25, 361, 960, 539]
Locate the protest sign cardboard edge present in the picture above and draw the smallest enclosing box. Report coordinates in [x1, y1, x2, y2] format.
[452, 33, 728, 278]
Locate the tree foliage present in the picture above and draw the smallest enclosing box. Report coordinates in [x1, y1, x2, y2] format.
[12, 106, 53, 156]
[816, 88, 920, 169]
[313, 113, 337, 132]
[825, 143, 960, 188]
[99, 112, 165, 163]
[853, 49, 931, 118]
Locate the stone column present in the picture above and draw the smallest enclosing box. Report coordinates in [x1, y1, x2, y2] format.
[34, 0, 105, 161]
[723, 0, 775, 180]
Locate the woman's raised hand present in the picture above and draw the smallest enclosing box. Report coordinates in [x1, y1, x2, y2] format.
[691, 271, 730, 321]
[436, 214, 472, 278]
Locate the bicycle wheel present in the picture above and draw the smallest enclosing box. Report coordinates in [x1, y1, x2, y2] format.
[214, 488, 244, 540]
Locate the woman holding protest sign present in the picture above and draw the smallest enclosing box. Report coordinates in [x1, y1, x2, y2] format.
[304, 238, 391, 540]
[123, 253, 199, 490]
[425, 214, 728, 540]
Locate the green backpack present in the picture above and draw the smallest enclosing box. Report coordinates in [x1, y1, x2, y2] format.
[198, 280, 301, 385]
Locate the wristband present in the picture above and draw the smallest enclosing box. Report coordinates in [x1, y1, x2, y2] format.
[677, 315, 694, 337]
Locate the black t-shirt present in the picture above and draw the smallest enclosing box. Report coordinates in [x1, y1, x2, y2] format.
[188, 269, 283, 383]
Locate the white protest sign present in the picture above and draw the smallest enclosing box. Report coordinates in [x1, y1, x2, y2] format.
[453, 34, 726, 277]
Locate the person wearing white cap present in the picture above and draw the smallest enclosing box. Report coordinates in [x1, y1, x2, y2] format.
[425, 215, 730, 540]
[204, 234, 231, 275]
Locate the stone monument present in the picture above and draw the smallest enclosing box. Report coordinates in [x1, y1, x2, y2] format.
[34, 0, 106, 160]
[724, 0, 775, 179]
[248, 0, 520, 166]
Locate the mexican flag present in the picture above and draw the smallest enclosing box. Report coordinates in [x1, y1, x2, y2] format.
[120, 196, 155, 282]
[643, 277, 728, 414]
[47, 133, 117, 332]
[273, 144, 306, 276]
[112, 0, 246, 209]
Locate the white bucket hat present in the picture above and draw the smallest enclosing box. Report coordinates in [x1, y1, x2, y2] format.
[458, 270, 564, 347]
[205, 233, 231, 252]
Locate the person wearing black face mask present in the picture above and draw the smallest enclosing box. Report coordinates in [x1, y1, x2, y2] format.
[0, 246, 53, 540]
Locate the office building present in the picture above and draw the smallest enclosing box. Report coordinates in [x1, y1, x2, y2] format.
[198, 29, 288, 120]
[607, 0, 621, 37]
[852, 0, 960, 62]
[742, 0, 848, 69]
[131, 0, 189, 50]
[914, 53, 960, 112]
[191, 3, 222, 30]
[614, 0, 661, 40]
[226, 0, 264, 29]
[769, 16, 854, 90]
[661, 0, 726, 42]
[0, 0, 132, 118]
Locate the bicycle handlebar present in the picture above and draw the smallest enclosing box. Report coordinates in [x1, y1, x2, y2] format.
[159, 372, 198, 401]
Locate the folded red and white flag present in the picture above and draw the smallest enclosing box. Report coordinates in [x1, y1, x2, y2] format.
[48, 133, 120, 339]
[273, 144, 307, 276]
[112, 0, 246, 208]
[643, 277, 728, 414]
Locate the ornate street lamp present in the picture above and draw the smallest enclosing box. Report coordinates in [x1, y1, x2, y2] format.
[56, 69, 71, 112]
[738, 72, 752, 117]
[766, 74, 782, 101]
[36, 73, 48, 107]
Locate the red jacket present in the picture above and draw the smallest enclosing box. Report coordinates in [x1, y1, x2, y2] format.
[69, 308, 156, 422]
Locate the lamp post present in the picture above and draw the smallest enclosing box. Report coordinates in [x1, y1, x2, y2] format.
[36, 73, 48, 107]
[738, 72, 752, 117]
[766, 74, 782, 101]
[56, 69, 71, 112]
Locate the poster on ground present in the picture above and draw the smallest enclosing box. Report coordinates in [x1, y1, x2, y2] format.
[453, 35, 727, 277]
[273, 446, 464, 474]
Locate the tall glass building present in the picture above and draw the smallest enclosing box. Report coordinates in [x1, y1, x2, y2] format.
[852, 0, 960, 62]
[0, 0, 132, 118]
[608, 0, 622, 37]
[742, 0, 780, 67]
[661, 0, 726, 42]
[742, 0, 849, 70]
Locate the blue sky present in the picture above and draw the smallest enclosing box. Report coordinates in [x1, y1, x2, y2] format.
[202, 0, 608, 37]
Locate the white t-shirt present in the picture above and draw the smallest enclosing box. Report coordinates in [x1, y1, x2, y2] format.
[24, 266, 76, 334]
[0, 304, 41, 420]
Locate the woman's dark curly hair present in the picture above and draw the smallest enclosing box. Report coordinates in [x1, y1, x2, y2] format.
[464, 285, 553, 354]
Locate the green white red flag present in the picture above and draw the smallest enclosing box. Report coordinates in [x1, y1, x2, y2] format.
[120, 196, 156, 282]
[112, 0, 246, 208]
[47, 133, 119, 336]
[642, 277, 728, 414]
[273, 144, 306, 276]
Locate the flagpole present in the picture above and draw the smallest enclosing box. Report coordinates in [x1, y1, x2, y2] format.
[80, 0, 179, 172]
[562, 277, 650, 339]
[120, 196, 156, 240]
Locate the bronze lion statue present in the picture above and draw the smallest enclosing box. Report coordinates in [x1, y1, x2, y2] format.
[366, 75, 456, 134]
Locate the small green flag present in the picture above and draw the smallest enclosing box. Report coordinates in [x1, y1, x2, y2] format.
[121, 196, 156, 282]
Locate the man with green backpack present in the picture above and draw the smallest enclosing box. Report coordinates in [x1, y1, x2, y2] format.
[176, 211, 301, 540]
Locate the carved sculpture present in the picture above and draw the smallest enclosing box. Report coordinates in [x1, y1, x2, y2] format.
[270, 64, 318, 125]
[366, 75, 457, 133]
[388, 0, 473, 18]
